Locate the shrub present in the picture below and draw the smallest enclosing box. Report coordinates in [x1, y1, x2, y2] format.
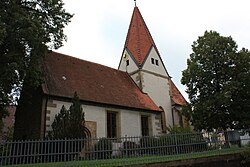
[167, 125, 192, 134]
[122, 141, 138, 157]
[138, 133, 208, 156]
[241, 146, 250, 165]
[158, 135, 176, 155]
[139, 136, 159, 155]
[94, 138, 113, 159]
[246, 141, 250, 148]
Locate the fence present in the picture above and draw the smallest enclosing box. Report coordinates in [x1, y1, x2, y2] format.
[0, 131, 249, 166]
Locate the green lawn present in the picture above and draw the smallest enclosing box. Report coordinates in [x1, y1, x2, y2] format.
[3, 147, 246, 167]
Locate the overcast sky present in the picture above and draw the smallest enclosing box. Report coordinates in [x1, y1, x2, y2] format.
[57, 0, 250, 100]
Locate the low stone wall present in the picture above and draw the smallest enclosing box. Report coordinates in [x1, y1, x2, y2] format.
[131, 154, 249, 167]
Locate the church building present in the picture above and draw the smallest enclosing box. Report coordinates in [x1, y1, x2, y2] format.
[14, 6, 187, 140]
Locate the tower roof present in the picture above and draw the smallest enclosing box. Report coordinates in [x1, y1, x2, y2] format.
[124, 7, 160, 66]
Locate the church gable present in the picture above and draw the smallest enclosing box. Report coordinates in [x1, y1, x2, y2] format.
[141, 46, 169, 77]
[118, 48, 139, 73]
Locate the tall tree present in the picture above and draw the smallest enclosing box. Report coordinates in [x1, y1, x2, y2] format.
[48, 92, 86, 139]
[181, 30, 250, 131]
[0, 0, 73, 121]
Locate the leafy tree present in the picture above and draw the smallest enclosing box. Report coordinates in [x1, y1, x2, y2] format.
[0, 0, 73, 120]
[48, 92, 86, 139]
[166, 125, 192, 133]
[181, 30, 250, 131]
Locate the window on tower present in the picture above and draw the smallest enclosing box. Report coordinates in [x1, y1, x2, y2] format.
[151, 58, 159, 66]
[155, 59, 159, 66]
[151, 58, 155, 64]
[126, 60, 129, 66]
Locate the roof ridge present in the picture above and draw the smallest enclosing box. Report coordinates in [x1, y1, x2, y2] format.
[50, 51, 124, 72]
[135, 10, 142, 64]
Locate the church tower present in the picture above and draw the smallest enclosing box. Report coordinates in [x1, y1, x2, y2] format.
[118, 6, 176, 130]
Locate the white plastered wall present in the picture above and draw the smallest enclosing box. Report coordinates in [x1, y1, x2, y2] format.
[141, 47, 173, 127]
[125, 47, 174, 127]
[140, 73, 173, 127]
[45, 99, 161, 138]
[46, 100, 107, 137]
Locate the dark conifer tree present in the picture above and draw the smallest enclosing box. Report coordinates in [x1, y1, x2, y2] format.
[48, 92, 85, 139]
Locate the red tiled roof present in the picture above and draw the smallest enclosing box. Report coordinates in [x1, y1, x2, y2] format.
[124, 7, 159, 66]
[42, 52, 161, 112]
[170, 80, 187, 106]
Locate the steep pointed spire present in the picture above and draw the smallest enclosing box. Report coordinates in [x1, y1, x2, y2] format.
[124, 6, 159, 66]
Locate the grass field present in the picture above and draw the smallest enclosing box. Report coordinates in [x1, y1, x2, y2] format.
[3, 147, 246, 167]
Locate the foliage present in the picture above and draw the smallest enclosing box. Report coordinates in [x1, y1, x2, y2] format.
[0, 0, 73, 121]
[138, 132, 207, 156]
[94, 138, 113, 159]
[181, 30, 250, 131]
[4, 126, 14, 141]
[159, 133, 207, 154]
[167, 125, 193, 134]
[0, 108, 8, 127]
[122, 141, 138, 156]
[0, 119, 3, 134]
[139, 136, 159, 155]
[48, 92, 85, 139]
[241, 143, 250, 165]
